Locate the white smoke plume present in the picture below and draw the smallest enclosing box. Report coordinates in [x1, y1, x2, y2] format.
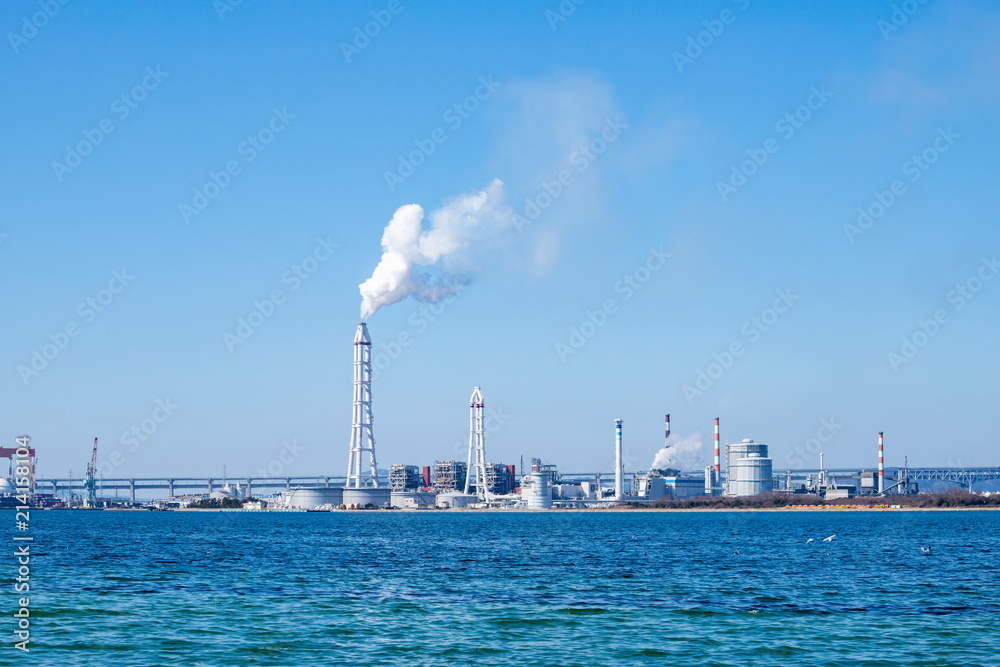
[359, 179, 511, 319]
[651, 433, 704, 471]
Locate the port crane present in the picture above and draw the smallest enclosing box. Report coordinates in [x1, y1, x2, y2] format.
[84, 437, 98, 507]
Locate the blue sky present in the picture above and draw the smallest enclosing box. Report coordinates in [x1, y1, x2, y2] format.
[3, 0, 998, 481]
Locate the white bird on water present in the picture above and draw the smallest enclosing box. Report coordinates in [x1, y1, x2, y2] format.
[822, 535, 836, 542]
[920, 546, 931, 553]
[806, 538, 814, 543]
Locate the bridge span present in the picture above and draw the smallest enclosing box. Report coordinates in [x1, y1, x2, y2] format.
[36, 476, 348, 503]
[34, 466, 1000, 502]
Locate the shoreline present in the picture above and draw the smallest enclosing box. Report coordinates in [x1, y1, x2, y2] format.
[29, 506, 1000, 513]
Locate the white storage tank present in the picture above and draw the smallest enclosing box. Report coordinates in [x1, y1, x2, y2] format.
[343, 488, 391, 508]
[726, 439, 769, 474]
[287, 486, 343, 508]
[726, 450, 773, 497]
[521, 470, 552, 509]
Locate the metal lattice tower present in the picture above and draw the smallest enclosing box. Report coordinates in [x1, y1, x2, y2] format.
[464, 386, 488, 499]
[84, 437, 98, 507]
[346, 323, 379, 488]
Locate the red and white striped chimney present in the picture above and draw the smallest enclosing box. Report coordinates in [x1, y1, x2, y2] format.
[878, 431, 885, 494]
[714, 417, 721, 474]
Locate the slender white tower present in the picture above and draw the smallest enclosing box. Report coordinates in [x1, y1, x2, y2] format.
[346, 323, 379, 488]
[614, 419, 624, 501]
[877, 431, 885, 494]
[464, 386, 488, 499]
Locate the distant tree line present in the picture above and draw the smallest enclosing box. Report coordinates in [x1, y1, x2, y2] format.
[634, 490, 999, 509]
[187, 496, 258, 509]
[901, 490, 999, 507]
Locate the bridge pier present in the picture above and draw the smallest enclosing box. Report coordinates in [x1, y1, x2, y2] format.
[129, 479, 135, 503]
[167, 479, 174, 497]
[246, 478, 252, 498]
[207, 478, 213, 494]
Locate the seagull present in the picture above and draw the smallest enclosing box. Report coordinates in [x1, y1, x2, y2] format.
[920, 546, 931, 553]
[733, 551, 740, 555]
[806, 538, 814, 543]
[822, 535, 836, 542]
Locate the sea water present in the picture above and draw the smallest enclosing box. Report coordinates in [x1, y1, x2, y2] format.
[8, 509, 999, 666]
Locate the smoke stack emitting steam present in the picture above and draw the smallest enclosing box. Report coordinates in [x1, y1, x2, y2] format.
[359, 179, 510, 319]
[650, 413, 704, 471]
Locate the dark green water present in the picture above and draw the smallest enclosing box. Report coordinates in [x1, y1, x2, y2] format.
[6, 510, 998, 665]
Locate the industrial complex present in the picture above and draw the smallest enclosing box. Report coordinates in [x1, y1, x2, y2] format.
[7, 322, 1000, 510]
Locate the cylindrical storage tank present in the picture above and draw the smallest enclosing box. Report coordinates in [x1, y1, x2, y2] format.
[726, 439, 769, 475]
[521, 471, 552, 509]
[287, 486, 344, 509]
[342, 488, 391, 508]
[728, 454, 773, 497]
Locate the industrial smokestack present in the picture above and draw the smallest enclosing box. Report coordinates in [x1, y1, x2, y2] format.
[347, 322, 380, 488]
[664, 414, 671, 448]
[614, 419, 623, 501]
[714, 418, 721, 474]
[878, 431, 884, 494]
[464, 386, 487, 499]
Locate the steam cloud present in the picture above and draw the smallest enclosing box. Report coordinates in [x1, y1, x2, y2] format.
[651, 433, 704, 471]
[359, 179, 510, 319]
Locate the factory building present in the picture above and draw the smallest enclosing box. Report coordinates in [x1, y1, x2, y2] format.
[390, 490, 437, 509]
[632, 472, 667, 500]
[432, 460, 467, 493]
[484, 463, 516, 495]
[388, 464, 422, 491]
[634, 471, 706, 501]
